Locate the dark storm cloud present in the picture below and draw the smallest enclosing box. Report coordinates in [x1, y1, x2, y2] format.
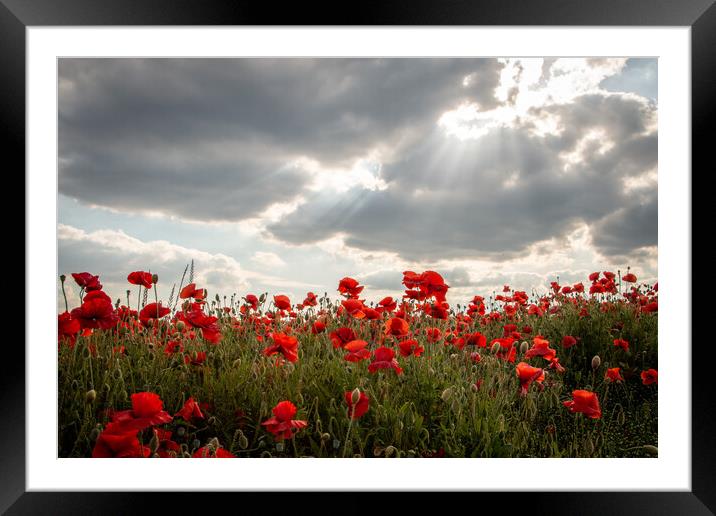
[590, 193, 658, 258]
[59, 58, 503, 221]
[268, 91, 657, 260]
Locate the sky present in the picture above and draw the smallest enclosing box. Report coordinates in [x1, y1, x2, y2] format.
[57, 57, 658, 311]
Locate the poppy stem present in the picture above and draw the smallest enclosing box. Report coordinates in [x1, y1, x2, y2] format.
[137, 285, 141, 313]
[343, 408, 356, 458]
[60, 277, 69, 313]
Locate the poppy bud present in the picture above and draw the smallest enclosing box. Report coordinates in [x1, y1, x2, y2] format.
[441, 387, 454, 402]
[152, 274, 159, 284]
[449, 353, 459, 361]
[275, 442, 284, 452]
[85, 389, 96, 403]
[384, 445, 396, 458]
[591, 355, 601, 370]
[520, 341, 529, 354]
[232, 358, 242, 368]
[192, 439, 201, 450]
[176, 427, 186, 437]
[373, 446, 384, 457]
[89, 428, 100, 441]
[60, 274, 66, 283]
[238, 433, 249, 450]
[351, 388, 361, 405]
[491, 342, 501, 354]
[643, 445, 658, 456]
[321, 433, 331, 442]
[176, 321, 186, 331]
[207, 437, 220, 450]
[332, 439, 341, 449]
[207, 416, 216, 425]
[617, 410, 626, 426]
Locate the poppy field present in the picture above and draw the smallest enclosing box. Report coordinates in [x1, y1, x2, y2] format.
[58, 268, 658, 458]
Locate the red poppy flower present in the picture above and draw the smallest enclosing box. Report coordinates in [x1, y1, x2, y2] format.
[341, 298, 366, 319]
[418, 271, 449, 303]
[72, 272, 103, 291]
[561, 335, 578, 349]
[384, 317, 410, 338]
[71, 290, 119, 330]
[243, 294, 259, 310]
[179, 303, 222, 343]
[263, 332, 299, 363]
[377, 296, 397, 312]
[301, 291, 318, 307]
[605, 367, 624, 383]
[175, 397, 205, 421]
[524, 336, 557, 362]
[425, 327, 443, 343]
[127, 271, 154, 289]
[92, 422, 149, 458]
[368, 346, 403, 375]
[329, 327, 357, 349]
[184, 351, 207, 366]
[111, 392, 173, 432]
[345, 390, 370, 419]
[311, 321, 326, 334]
[613, 338, 629, 351]
[271, 295, 290, 311]
[516, 362, 545, 396]
[563, 390, 601, 419]
[344, 340, 371, 362]
[622, 273, 637, 283]
[58, 311, 81, 348]
[338, 277, 364, 299]
[261, 400, 308, 441]
[641, 368, 658, 385]
[180, 283, 207, 300]
[398, 339, 424, 357]
[193, 446, 235, 458]
[139, 302, 171, 325]
[588, 271, 600, 282]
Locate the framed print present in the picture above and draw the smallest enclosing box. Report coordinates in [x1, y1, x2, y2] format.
[8, 0, 711, 514]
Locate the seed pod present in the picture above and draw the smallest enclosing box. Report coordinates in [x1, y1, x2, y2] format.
[520, 341, 529, 354]
[351, 388, 361, 405]
[441, 387, 454, 402]
[591, 355, 601, 370]
[238, 433, 249, 450]
[85, 389, 96, 403]
[617, 410, 626, 426]
[275, 442, 285, 452]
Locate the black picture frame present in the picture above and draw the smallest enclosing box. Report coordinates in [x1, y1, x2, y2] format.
[7, 1, 709, 514]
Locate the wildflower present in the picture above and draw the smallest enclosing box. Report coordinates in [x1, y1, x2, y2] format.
[263, 332, 299, 363]
[398, 339, 424, 357]
[561, 335, 578, 349]
[127, 271, 153, 289]
[605, 367, 624, 383]
[180, 283, 207, 301]
[139, 302, 171, 326]
[92, 422, 149, 458]
[329, 327, 357, 349]
[384, 317, 410, 338]
[71, 290, 119, 330]
[261, 401, 308, 441]
[516, 362, 545, 396]
[273, 295, 291, 311]
[524, 336, 557, 361]
[641, 368, 658, 385]
[71, 272, 103, 291]
[563, 390, 602, 419]
[175, 397, 205, 421]
[343, 340, 371, 362]
[368, 346, 403, 375]
[111, 391, 173, 432]
[613, 338, 629, 351]
[337, 277, 364, 299]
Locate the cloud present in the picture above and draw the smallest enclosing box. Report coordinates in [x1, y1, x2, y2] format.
[58, 58, 657, 278]
[268, 90, 657, 261]
[59, 58, 503, 222]
[251, 251, 286, 268]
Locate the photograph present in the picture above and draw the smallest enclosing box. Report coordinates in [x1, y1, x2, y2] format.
[56, 57, 660, 459]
